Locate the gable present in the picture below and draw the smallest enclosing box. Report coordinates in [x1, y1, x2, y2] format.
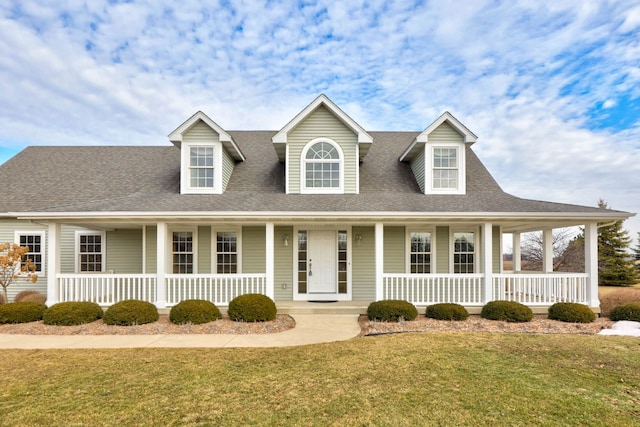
[287, 105, 359, 194]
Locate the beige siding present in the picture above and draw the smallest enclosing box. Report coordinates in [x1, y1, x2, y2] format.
[429, 122, 464, 143]
[410, 148, 426, 193]
[105, 229, 142, 274]
[352, 226, 375, 300]
[183, 120, 220, 143]
[242, 226, 266, 274]
[383, 226, 405, 273]
[0, 220, 48, 301]
[288, 105, 358, 193]
[274, 226, 293, 301]
[435, 226, 449, 273]
[493, 226, 502, 273]
[198, 226, 212, 274]
[221, 148, 235, 191]
[145, 226, 157, 274]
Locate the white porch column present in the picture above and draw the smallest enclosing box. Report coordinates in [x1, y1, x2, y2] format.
[375, 223, 384, 301]
[542, 228, 554, 272]
[482, 223, 493, 303]
[265, 222, 275, 299]
[512, 232, 521, 272]
[46, 222, 61, 307]
[155, 222, 167, 308]
[584, 222, 599, 308]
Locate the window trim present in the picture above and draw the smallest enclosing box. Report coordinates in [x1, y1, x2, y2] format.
[449, 228, 478, 274]
[169, 228, 198, 274]
[300, 138, 345, 194]
[14, 231, 46, 275]
[212, 228, 242, 274]
[75, 230, 106, 273]
[424, 142, 466, 195]
[405, 228, 436, 274]
[180, 142, 223, 194]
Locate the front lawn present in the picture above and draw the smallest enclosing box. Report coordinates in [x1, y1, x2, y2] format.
[1, 333, 638, 426]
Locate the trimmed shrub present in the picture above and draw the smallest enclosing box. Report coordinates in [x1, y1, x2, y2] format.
[609, 302, 640, 322]
[600, 288, 640, 317]
[548, 302, 595, 323]
[0, 302, 47, 324]
[43, 301, 103, 326]
[426, 303, 469, 321]
[103, 300, 159, 326]
[170, 299, 222, 325]
[15, 290, 47, 304]
[367, 300, 418, 322]
[228, 294, 277, 322]
[481, 300, 533, 323]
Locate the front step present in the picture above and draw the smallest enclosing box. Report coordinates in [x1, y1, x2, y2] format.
[276, 301, 370, 315]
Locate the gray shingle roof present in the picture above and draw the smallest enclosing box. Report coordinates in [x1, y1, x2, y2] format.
[0, 131, 631, 218]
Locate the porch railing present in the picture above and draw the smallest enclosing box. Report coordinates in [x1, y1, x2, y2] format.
[382, 274, 485, 305]
[493, 273, 588, 305]
[57, 274, 157, 305]
[166, 274, 267, 306]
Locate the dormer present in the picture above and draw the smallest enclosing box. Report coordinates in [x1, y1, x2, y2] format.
[169, 111, 245, 195]
[399, 112, 477, 195]
[272, 95, 373, 194]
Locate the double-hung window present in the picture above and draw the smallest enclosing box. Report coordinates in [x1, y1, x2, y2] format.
[77, 232, 104, 272]
[16, 232, 45, 274]
[453, 232, 475, 273]
[189, 146, 214, 188]
[433, 147, 458, 190]
[172, 232, 194, 274]
[409, 231, 432, 273]
[216, 231, 238, 274]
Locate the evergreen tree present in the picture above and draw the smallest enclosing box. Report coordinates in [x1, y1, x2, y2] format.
[597, 200, 637, 286]
[633, 232, 640, 274]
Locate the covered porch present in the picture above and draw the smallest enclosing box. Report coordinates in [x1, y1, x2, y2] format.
[43, 217, 602, 312]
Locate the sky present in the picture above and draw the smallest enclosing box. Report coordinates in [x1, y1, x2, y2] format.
[0, 0, 639, 244]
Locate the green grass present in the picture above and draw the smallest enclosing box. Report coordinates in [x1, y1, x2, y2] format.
[1, 333, 639, 426]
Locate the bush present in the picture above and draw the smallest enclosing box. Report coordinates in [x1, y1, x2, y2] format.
[103, 300, 159, 326]
[43, 301, 103, 326]
[228, 294, 277, 322]
[425, 303, 469, 321]
[15, 290, 47, 304]
[0, 302, 47, 324]
[367, 300, 418, 322]
[609, 303, 640, 322]
[170, 299, 221, 325]
[481, 300, 533, 323]
[600, 288, 640, 317]
[548, 302, 595, 323]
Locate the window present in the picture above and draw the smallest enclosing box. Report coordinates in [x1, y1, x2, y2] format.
[189, 146, 214, 188]
[453, 232, 475, 273]
[16, 232, 45, 274]
[410, 232, 431, 273]
[77, 232, 104, 272]
[302, 139, 343, 193]
[338, 230, 347, 293]
[433, 147, 458, 189]
[297, 231, 308, 293]
[216, 232, 238, 274]
[172, 232, 193, 274]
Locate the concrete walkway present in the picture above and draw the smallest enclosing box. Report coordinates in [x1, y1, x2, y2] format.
[0, 314, 361, 349]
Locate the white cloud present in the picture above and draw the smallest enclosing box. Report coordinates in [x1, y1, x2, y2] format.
[0, 0, 638, 238]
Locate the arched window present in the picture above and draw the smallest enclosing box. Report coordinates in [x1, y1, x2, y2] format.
[302, 139, 343, 192]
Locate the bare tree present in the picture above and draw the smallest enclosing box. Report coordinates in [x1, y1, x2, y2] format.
[520, 228, 574, 271]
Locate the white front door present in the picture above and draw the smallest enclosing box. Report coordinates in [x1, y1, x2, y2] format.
[308, 230, 337, 294]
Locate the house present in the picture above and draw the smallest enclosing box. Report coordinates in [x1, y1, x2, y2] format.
[0, 94, 633, 313]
